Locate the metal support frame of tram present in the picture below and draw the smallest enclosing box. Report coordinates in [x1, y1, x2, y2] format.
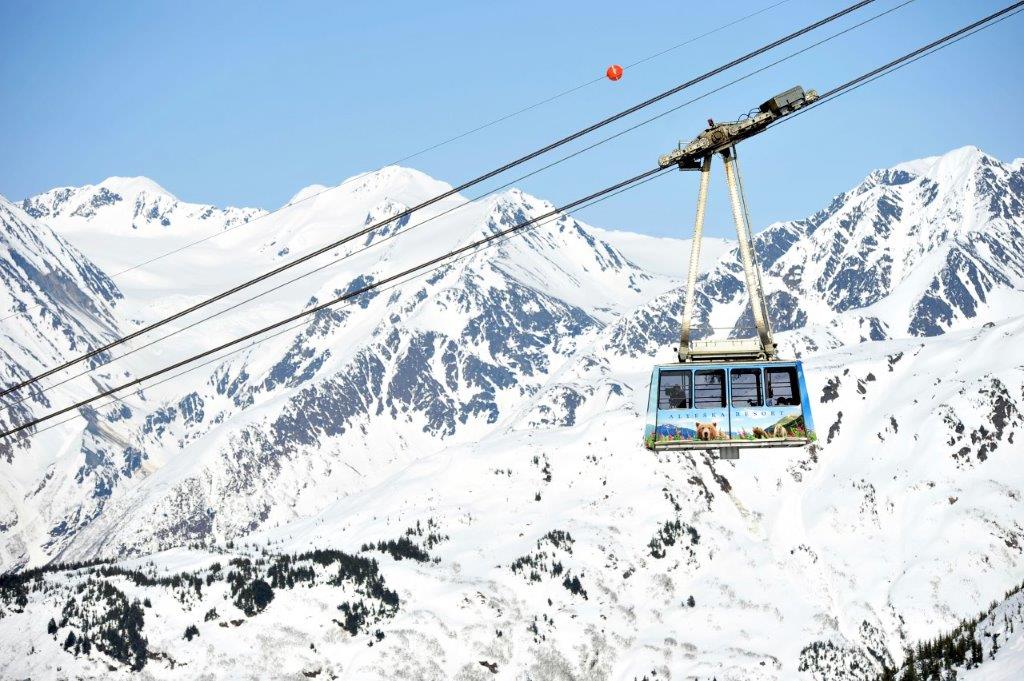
[644, 86, 819, 459]
[676, 147, 776, 364]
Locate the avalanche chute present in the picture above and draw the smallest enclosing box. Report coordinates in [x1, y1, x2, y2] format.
[643, 86, 819, 459]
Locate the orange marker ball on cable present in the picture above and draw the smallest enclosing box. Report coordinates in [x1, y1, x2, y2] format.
[606, 64, 623, 81]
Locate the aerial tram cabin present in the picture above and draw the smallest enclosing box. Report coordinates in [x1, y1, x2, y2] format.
[644, 360, 814, 454]
[643, 86, 819, 458]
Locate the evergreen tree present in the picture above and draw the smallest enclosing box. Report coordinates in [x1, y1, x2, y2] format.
[63, 631, 77, 650]
[900, 649, 919, 681]
[234, 579, 274, 616]
[47, 617, 57, 635]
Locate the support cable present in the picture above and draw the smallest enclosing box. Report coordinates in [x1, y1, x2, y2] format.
[769, 1, 1024, 130]
[14, 170, 676, 443]
[0, 168, 671, 440]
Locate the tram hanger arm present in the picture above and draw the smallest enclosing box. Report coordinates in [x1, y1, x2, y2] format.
[663, 84, 805, 362]
[658, 85, 818, 169]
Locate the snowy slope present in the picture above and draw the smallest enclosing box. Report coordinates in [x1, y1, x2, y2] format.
[0, 195, 123, 375]
[1, 316, 1022, 680]
[588, 225, 731, 278]
[21, 176, 264, 330]
[0, 195, 132, 572]
[957, 588, 1024, 680]
[0, 146, 1022, 679]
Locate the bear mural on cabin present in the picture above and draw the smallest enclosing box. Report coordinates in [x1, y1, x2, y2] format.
[695, 421, 724, 441]
[645, 410, 816, 448]
[752, 425, 787, 439]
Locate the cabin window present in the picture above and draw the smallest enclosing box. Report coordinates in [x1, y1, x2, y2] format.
[765, 367, 801, 406]
[693, 369, 726, 408]
[730, 368, 763, 407]
[658, 371, 691, 409]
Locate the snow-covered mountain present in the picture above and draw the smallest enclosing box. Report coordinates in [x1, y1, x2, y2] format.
[2, 165, 692, 573]
[22, 175, 262, 239]
[694, 145, 1024, 350]
[0, 146, 1022, 679]
[0, 195, 136, 570]
[20, 176, 266, 330]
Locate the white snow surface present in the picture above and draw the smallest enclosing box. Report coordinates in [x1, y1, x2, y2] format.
[0, 146, 1023, 679]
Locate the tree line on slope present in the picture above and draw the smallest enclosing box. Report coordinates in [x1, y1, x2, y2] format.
[0, 544, 404, 672]
[875, 579, 1024, 681]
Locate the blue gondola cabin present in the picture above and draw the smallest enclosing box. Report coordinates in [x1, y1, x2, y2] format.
[644, 360, 816, 450]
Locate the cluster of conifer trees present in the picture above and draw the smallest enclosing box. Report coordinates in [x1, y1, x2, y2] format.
[509, 529, 588, 599]
[875, 580, 1024, 680]
[648, 519, 700, 559]
[48, 579, 148, 671]
[1, 544, 406, 671]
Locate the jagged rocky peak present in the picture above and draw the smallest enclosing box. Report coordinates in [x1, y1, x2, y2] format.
[22, 175, 263, 234]
[23, 176, 173, 220]
[752, 220, 808, 267]
[877, 145, 1022, 225]
[476, 187, 655, 294]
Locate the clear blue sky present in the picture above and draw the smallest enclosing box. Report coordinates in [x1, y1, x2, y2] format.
[2, 0, 1022, 238]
